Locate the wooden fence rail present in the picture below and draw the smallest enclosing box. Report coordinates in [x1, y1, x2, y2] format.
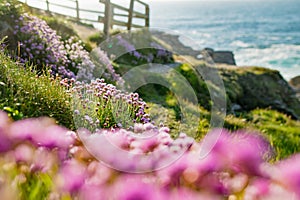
[19, 0, 150, 37]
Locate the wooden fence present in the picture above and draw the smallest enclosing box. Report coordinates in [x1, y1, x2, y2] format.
[19, 0, 150, 36]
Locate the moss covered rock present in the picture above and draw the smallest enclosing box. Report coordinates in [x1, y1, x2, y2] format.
[221, 67, 300, 119]
[289, 76, 300, 100]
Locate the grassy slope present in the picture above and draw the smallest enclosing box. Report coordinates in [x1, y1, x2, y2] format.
[0, 4, 299, 160]
[148, 99, 300, 160]
[0, 51, 74, 129]
[134, 63, 300, 160]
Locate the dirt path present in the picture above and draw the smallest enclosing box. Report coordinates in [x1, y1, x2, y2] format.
[151, 30, 200, 58]
[70, 23, 99, 42]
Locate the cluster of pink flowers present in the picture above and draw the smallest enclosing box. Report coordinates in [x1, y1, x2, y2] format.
[150, 42, 173, 61]
[115, 35, 173, 65]
[90, 47, 123, 84]
[1, 110, 300, 199]
[71, 78, 150, 130]
[10, 13, 95, 80]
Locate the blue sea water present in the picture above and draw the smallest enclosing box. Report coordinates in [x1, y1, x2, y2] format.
[149, 0, 300, 81]
[23, 0, 300, 80]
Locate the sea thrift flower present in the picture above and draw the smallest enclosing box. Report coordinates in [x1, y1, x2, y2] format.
[113, 35, 173, 65]
[30, 147, 57, 173]
[78, 123, 193, 172]
[72, 79, 150, 130]
[2, 110, 300, 199]
[90, 47, 123, 84]
[272, 154, 300, 198]
[4, 12, 100, 80]
[78, 184, 108, 200]
[112, 176, 167, 200]
[56, 159, 86, 194]
[9, 117, 75, 150]
[14, 144, 34, 163]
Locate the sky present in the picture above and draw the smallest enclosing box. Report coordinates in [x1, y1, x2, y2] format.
[114, 0, 279, 2]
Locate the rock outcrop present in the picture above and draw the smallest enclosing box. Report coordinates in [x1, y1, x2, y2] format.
[201, 48, 236, 65]
[289, 75, 300, 100]
[87, 29, 300, 119]
[221, 67, 300, 119]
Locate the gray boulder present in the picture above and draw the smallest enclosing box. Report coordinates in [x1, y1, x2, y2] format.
[289, 75, 300, 100]
[201, 48, 236, 65]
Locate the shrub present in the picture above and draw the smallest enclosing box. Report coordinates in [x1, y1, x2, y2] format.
[174, 63, 211, 110]
[12, 13, 95, 79]
[71, 78, 150, 131]
[0, 2, 95, 80]
[41, 16, 79, 41]
[0, 50, 149, 130]
[113, 34, 174, 66]
[0, 51, 75, 129]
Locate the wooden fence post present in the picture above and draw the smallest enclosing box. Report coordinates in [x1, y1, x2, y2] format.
[127, 0, 134, 30]
[145, 5, 149, 27]
[103, 0, 112, 37]
[46, 0, 50, 12]
[75, 0, 80, 22]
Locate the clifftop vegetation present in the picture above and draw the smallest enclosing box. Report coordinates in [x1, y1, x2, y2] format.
[0, 1, 300, 199]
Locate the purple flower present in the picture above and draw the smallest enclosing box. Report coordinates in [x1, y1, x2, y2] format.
[9, 117, 75, 150]
[8, 14, 96, 80]
[200, 129, 272, 176]
[273, 154, 300, 197]
[112, 176, 167, 200]
[79, 184, 107, 200]
[30, 147, 57, 173]
[56, 159, 86, 194]
[14, 144, 34, 163]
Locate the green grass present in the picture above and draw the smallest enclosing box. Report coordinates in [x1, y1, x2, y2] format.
[19, 173, 53, 200]
[0, 50, 151, 131]
[174, 63, 212, 110]
[144, 88, 300, 160]
[0, 51, 75, 129]
[246, 109, 300, 160]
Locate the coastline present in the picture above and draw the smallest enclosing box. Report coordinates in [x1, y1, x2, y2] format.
[71, 22, 299, 87]
[145, 30, 300, 104]
[150, 30, 300, 84]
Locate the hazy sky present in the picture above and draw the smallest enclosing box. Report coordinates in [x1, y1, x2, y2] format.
[145, 0, 272, 1]
[112, 0, 254, 3]
[111, 0, 227, 4]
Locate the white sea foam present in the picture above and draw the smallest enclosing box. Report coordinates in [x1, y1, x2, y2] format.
[235, 44, 300, 80]
[178, 30, 212, 50]
[230, 40, 251, 48]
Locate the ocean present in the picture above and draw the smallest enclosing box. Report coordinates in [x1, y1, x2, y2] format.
[149, 0, 300, 81]
[23, 0, 300, 81]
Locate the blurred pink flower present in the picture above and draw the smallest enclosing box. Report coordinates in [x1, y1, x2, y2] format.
[9, 117, 75, 150]
[14, 144, 34, 164]
[0, 112, 13, 152]
[273, 154, 300, 198]
[30, 147, 57, 173]
[112, 176, 167, 200]
[56, 159, 86, 194]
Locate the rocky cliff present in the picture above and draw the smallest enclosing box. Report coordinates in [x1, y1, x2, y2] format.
[129, 31, 300, 120]
[289, 76, 300, 100]
[221, 67, 300, 119]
